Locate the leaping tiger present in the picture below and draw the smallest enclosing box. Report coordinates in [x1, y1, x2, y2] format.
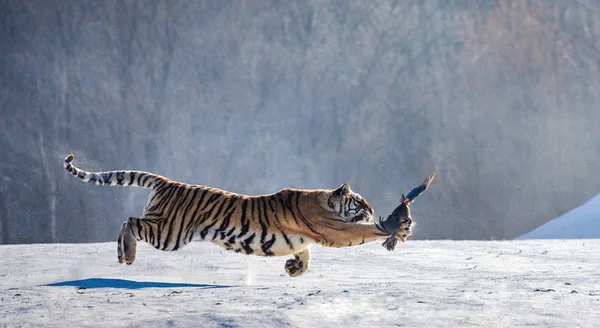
[63, 154, 409, 277]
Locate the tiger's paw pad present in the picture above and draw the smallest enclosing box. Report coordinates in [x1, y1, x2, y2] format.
[285, 258, 306, 277]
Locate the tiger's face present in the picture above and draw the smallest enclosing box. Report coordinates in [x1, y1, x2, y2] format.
[327, 183, 374, 223]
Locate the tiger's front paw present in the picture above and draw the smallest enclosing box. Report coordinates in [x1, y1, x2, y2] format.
[285, 258, 306, 277]
[284, 249, 311, 277]
[284, 258, 303, 277]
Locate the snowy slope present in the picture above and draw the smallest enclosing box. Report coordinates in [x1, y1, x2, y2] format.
[1, 240, 599, 327]
[518, 194, 600, 239]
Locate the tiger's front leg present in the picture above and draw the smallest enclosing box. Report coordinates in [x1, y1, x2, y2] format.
[117, 217, 138, 265]
[284, 249, 311, 277]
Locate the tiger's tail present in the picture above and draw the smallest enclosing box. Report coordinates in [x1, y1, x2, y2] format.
[63, 154, 166, 189]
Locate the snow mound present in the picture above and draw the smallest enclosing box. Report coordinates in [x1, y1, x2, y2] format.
[517, 193, 600, 239]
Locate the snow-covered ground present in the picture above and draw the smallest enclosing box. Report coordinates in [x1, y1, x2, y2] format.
[518, 194, 600, 239]
[1, 240, 599, 327]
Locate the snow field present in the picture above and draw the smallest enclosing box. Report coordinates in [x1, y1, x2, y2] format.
[1, 240, 599, 327]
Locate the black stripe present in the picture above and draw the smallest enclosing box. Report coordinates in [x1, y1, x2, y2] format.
[141, 175, 150, 188]
[162, 187, 191, 250]
[186, 229, 195, 243]
[172, 187, 201, 251]
[209, 197, 228, 223]
[197, 196, 222, 227]
[145, 190, 162, 214]
[237, 199, 249, 238]
[103, 172, 113, 184]
[269, 200, 294, 249]
[182, 189, 210, 242]
[146, 185, 170, 213]
[156, 187, 185, 248]
[277, 196, 288, 218]
[247, 198, 257, 236]
[154, 179, 167, 189]
[155, 220, 163, 249]
[134, 218, 143, 241]
[225, 226, 236, 237]
[149, 184, 177, 215]
[345, 198, 352, 215]
[281, 231, 293, 249]
[261, 234, 276, 256]
[285, 192, 300, 225]
[214, 198, 238, 240]
[136, 172, 143, 186]
[218, 212, 235, 241]
[268, 198, 293, 249]
[197, 196, 225, 239]
[227, 235, 236, 245]
[199, 217, 219, 239]
[258, 198, 269, 244]
[242, 233, 255, 254]
[327, 195, 334, 210]
[201, 193, 221, 212]
[156, 220, 167, 248]
[319, 219, 346, 231]
[128, 172, 136, 185]
[142, 221, 149, 242]
[157, 184, 180, 214]
[146, 220, 155, 245]
[261, 198, 270, 228]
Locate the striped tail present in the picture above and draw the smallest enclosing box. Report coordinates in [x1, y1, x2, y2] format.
[63, 154, 165, 189]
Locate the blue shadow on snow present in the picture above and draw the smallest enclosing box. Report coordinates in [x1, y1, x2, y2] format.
[44, 278, 235, 290]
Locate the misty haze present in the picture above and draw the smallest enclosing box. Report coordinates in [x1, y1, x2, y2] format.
[2, 0, 600, 244]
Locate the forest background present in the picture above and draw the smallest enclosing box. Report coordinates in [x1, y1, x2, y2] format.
[2, 0, 599, 244]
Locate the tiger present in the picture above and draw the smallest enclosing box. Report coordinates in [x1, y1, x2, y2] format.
[63, 154, 408, 277]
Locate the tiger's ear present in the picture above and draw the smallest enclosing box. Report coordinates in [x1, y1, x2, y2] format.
[333, 183, 351, 196]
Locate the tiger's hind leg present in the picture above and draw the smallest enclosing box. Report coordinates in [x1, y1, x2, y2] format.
[285, 249, 311, 277]
[118, 216, 161, 264]
[117, 218, 139, 265]
[118, 216, 186, 264]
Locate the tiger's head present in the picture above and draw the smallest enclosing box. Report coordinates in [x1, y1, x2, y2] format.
[324, 183, 374, 223]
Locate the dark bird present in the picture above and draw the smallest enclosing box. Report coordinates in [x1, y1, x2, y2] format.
[376, 171, 436, 251]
